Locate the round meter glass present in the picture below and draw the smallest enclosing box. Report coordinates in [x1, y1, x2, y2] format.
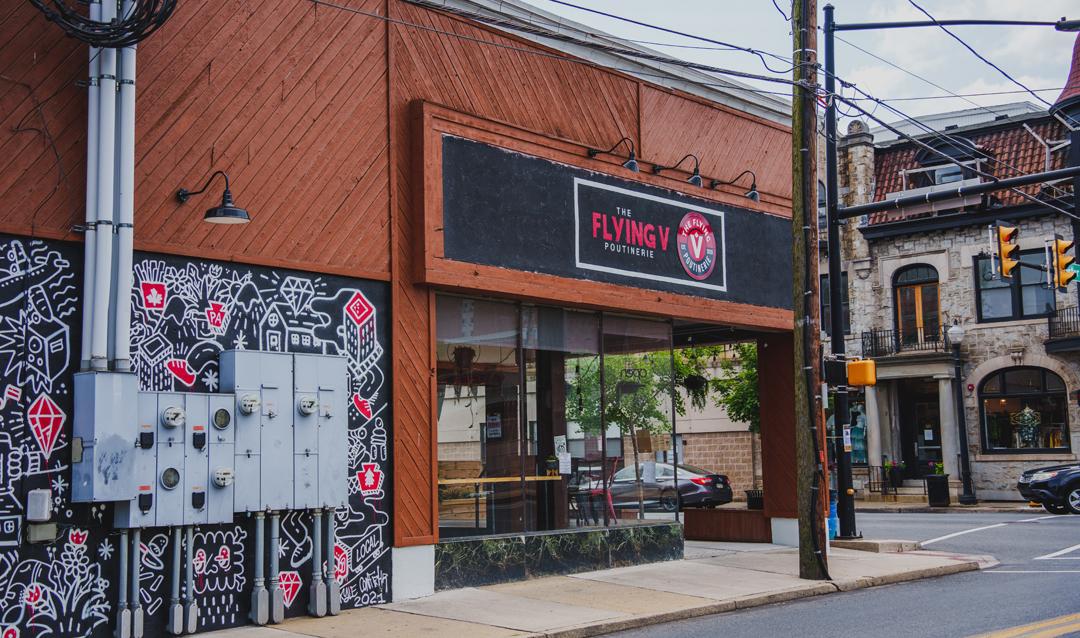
[160, 467, 181, 491]
[213, 408, 231, 430]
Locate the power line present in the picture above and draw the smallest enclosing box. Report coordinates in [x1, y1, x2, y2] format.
[906, 0, 1078, 128]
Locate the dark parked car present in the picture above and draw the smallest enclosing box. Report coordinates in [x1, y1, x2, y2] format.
[1017, 464, 1080, 514]
[610, 462, 732, 512]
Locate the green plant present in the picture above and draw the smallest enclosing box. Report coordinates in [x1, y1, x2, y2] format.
[883, 460, 905, 471]
[711, 342, 760, 434]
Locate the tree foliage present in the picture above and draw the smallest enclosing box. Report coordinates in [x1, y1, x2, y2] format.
[711, 342, 760, 433]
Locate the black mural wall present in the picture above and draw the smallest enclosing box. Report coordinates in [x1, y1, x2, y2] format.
[0, 234, 392, 636]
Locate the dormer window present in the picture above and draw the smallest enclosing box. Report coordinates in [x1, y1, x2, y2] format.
[903, 135, 984, 190]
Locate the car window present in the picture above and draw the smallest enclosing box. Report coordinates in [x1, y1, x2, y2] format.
[613, 466, 635, 481]
[678, 463, 713, 476]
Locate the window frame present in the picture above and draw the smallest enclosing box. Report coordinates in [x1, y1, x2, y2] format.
[972, 250, 1056, 323]
[978, 366, 1071, 454]
[820, 272, 851, 337]
[892, 264, 940, 344]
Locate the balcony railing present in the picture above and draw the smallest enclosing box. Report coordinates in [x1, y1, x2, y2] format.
[1048, 306, 1080, 340]
[861, 327, 949, 358]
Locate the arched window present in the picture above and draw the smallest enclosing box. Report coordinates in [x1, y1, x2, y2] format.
[912, 136, 981, 187]
[893, 265, 939, 347]
[979, 367, 1070, 453]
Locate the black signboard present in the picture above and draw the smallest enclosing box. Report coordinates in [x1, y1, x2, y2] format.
[442, 136, 791, 309]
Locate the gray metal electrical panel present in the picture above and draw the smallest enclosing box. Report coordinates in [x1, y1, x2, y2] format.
[73, 349, 349, 527]
[72, 372, 139, 503]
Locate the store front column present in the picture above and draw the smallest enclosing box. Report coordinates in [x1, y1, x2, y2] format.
[864, 385, 882, 467]
[936, 375, 960, 478]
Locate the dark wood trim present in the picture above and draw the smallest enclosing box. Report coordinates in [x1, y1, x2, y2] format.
[413, 101, 794, 332]
[859, 203, 1060, 241]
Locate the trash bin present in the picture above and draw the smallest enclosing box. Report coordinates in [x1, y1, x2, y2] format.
[745, 489, 764, 510]
[926, 474, 950, 507]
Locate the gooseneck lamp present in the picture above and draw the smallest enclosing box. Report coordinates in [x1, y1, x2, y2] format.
[176, 170, 250, 224]
[710, 169, 760, 203]
[652, 153, 703, 187]
[586, 137, 639, 173]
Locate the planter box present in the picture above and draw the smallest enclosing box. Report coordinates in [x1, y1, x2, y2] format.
[683, 508, 772, 543]
[926, 474, 951, 507]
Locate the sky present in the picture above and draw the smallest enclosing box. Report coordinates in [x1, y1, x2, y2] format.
[518, 0, 1079, 128]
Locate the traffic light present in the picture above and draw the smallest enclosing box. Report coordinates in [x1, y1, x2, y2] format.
[1054, 235, 1075, 290]
[996, 222, 1019, 278]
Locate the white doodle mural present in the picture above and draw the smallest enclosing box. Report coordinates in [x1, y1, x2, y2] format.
[0, 235, 392, 636]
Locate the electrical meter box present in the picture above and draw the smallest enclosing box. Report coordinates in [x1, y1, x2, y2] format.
[72, 372, 139, 503]
[293, 353, 348, 509]
[114, 392, 235, 529]
[220, 350, 295, 512]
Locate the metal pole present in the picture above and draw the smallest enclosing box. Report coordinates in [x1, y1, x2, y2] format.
[184, 525, 198, 633]
[824, 4, 859, 540]
[131, 528, 143, 638]
[953, 343, 977, 504]
[251, 512, 268, 625]
[599, 313, 608, 527]
[116, 530, 130, 638]
[167, 527, 182, 635]
[326, 509, 341, 615]
[269, 512, 283, 624]
[309, 509, 327, 617]
[81, 0, 101, 371]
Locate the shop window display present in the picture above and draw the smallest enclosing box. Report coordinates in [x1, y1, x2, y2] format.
[980, 367, 1070, 453]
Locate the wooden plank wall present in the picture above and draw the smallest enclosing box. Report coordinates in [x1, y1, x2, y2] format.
[1, 0, 794, 547]
[0, 0, 391, 278]
[759, 333, 798, 519]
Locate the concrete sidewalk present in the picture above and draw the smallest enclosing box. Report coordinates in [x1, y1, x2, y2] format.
[206, 540, 985, 638]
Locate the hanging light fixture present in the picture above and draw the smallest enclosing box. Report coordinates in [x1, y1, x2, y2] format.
[652, 154, 703, 188]
[710, 169, 759, 203]
[176, 170, 250, 224]
[586, 137, 639, 172]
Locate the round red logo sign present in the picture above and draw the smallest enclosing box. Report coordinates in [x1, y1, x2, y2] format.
[676, 212, 717, 281]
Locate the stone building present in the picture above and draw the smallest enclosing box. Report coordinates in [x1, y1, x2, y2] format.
[824, 37, 1080, 501]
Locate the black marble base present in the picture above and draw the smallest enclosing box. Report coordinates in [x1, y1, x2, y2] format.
[435, 523, 683, 590]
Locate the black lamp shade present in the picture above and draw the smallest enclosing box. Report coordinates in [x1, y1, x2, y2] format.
[204, 188, 250, 224]
[746, 182, 760, 203]
[622, 153, 640, 173]
[688, 171, 703, 188]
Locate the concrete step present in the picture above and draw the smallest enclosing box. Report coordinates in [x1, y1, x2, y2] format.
[858, 493, 928, 504]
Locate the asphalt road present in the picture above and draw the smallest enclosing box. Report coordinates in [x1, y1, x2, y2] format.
[611, 511, 1080, 638]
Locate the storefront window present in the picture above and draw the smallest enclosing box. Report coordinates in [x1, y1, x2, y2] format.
[980, 367, 1070, 453]
[602, 315, 677, 523]
[436, 296, 677, 538]
[435, 296, 524, 537]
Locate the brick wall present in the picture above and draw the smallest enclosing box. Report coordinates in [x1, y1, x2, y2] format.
[681, 431, 761, 499]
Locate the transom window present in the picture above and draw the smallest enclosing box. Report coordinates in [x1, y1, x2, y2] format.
[979, 367, 1070, 453]
[974, 251, 1055, 322]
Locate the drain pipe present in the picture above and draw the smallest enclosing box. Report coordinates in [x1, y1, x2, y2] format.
[113, 0, 137, 372]
[116, 530, 130, 638]
[269, 512, 283, 624]
[308, 509, 326, 617]
[91, 0, 118, 371]
[184, 526, 197, 634]
[327, 509, 340, 616]
[81, 0, 101, 371]
[251, 512, 268, 625]
[131, 529, 143, 638]
[166, 527, 181, 634]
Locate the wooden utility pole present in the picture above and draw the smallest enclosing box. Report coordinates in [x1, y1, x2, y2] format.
[791, 0, 829, 579]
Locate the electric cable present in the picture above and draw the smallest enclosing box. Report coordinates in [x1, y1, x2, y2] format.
[907, 0, 1077, 128]
[29, 0, 176, 48]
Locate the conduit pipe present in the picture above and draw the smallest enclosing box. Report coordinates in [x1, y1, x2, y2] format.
[90, 0, 118, 371]
[131, 529, 144, 638]
[81, 0, 101, 371]
[116, 530, 130, 638]
[309, 509, 326, 617]
[167, 527, 182, 634]
[113, 0, 137, 372]
[269, 512, 283, 624]
[251, 513, 268, 625]
[327, 509, 340, 615]
[184, 526, 197, 633]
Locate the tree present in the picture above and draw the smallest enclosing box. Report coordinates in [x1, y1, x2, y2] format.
[711, 342, 760, 434]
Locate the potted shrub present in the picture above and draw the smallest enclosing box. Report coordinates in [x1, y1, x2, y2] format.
[883, 459, 905, 488]
[925, 461, 950, 507]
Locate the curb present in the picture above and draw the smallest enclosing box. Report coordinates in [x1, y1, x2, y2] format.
[532, 559, 980, 637]
[856, 506, 1035, 514]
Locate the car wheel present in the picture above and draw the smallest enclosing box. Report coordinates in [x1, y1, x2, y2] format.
[660, 490, 679, 513]
[1066, 486, 1080, 515]
[1044, 502, 1070, 515]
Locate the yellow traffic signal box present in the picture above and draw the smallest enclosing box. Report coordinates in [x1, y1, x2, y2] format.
[847, 359, 876, 387]
[996, 222, 1019, 278]
[1054, 234, 1075, 290]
